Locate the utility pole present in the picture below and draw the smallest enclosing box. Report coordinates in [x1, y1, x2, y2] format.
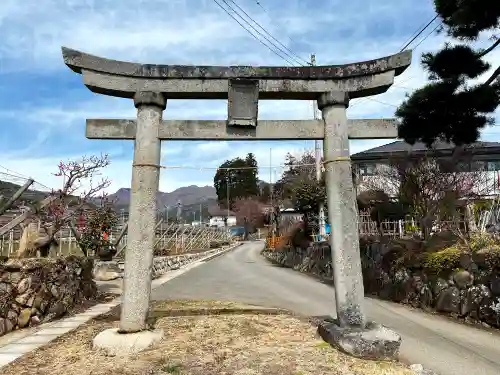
[199, 203, 202, 225]
[311, 54, 326, 240]
[270, 148, 276, 238]
[226, 174, 230, 227]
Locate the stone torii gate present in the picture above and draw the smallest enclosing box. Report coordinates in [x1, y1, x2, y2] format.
[61, 46, 411, 357]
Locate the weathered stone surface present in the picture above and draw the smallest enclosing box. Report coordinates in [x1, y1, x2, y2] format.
[317, 318, 401, 361]
[0, 256, 97, 336]
[93, 327, 164, 356]
[93, 261, 123, 281]
[436, 287, 461, 313]
[410, 363, 438, 375]
[453, 270, 473, 289]
[62, 46, 411, 80]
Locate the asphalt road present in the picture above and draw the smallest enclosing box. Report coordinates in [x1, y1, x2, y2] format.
[151, 241, 500, 375]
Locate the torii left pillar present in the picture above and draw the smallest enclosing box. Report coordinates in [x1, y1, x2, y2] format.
[92, 91, 167, 354]
[120, 92, 165, 332]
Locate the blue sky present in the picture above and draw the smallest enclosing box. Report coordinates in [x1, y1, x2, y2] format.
[0, 0, 499, 193]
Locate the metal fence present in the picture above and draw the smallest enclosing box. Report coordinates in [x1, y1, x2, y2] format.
[0, 221, 233, 258]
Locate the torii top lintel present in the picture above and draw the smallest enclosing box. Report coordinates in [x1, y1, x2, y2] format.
[61, 47, 412, 100]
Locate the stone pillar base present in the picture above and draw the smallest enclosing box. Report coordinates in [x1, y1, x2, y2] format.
[317, 317, 401, 361]
[93, 328, 164, 356]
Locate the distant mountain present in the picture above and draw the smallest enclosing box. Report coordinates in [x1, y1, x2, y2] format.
[0, 180, 49, 208]
[109, 185, 217, 211]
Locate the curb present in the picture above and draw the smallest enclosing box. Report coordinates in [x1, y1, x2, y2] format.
[0, 242, 241, 369]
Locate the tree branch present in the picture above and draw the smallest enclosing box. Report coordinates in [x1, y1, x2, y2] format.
[484, 65, 500, 86]
[478, 38, 500, 58]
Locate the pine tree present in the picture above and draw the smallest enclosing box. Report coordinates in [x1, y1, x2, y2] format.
[396, 0, 500, 146]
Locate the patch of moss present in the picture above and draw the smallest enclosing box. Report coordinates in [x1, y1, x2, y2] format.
[314, 341, 331, 349]
[423, 246, 462, 275]
[470, 233, 499, 252]
[163, 363, 183, 374]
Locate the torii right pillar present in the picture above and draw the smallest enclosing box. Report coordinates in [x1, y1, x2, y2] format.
[319, 91, 365, 326]
[317, 91, 402, 360]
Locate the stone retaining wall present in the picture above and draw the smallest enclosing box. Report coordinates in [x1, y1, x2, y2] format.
[262, 240, 500, 328]
[0, 256, 97, 337]
[93, 245, 238, 281]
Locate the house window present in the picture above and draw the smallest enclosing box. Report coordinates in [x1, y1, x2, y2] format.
[487, 160, 500, 171]
[358, 163, 377, 176]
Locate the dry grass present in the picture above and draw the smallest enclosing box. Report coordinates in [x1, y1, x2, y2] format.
[2, 300, 414, 375]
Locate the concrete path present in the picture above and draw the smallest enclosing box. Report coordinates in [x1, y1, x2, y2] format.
[151, 241, 500, 375]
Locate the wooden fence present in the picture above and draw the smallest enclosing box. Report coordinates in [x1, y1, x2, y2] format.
[0, 221, 232, 258]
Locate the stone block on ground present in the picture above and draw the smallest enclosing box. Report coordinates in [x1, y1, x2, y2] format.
[317, 317, 401, 361]
[93, 261, 123, 281]
[410, 363, 439, 375]
[93, 327, 164, 356]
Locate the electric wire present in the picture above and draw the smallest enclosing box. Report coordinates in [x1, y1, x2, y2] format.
[211, 0, 296, 65]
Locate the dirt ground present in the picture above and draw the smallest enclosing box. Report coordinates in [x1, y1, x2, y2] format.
[2, 300, 414, 375]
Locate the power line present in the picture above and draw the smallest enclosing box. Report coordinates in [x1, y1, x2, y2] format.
[249, 0, 311, 65]
[226, 0, 309, 65]
[211, 0, 296, 65]
[398, 17, 436, 51]
[399, 15, 439, 51]
[158, 162, 317, 171]
[350, 16, 442, 110]
[213, 0, 302, 66]
[223, 0, 308, 65]
[412, 22, 443, 50]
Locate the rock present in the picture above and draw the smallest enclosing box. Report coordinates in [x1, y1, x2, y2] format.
[410, 363, 438, 375]
[17, 277, 31, 294]
[490, 277, 500, 296]
[459, 253, 473, 270]
[453, 270, 473, 289]
[420, 285, 433, 307]
[8, 272, 21, 284]
[433, 278, 448, 297]
[4, 318, 14, 333]
[7, 310, 18, 321]
[50, 284, 59, 298]
[93, 262, 123, 281]
[0, 318, 6, 336]
[436, 287, 461, 313]
[15, 292, 32, 306]
[479, 296, 500, 327]
[18, 308, 32, 328]
[33, 295, 43, 310]
[30, 315, 41, 327]
[317, 319, 401, 361]
[0, 282, 13, 295]
[44, 301, 66, 321]
[93, 328, 164, 356]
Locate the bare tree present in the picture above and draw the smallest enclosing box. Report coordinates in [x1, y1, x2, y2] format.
[18, 154, 113, 257]
[360, 150, 491, 239]
[232, 197, 265, 231]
